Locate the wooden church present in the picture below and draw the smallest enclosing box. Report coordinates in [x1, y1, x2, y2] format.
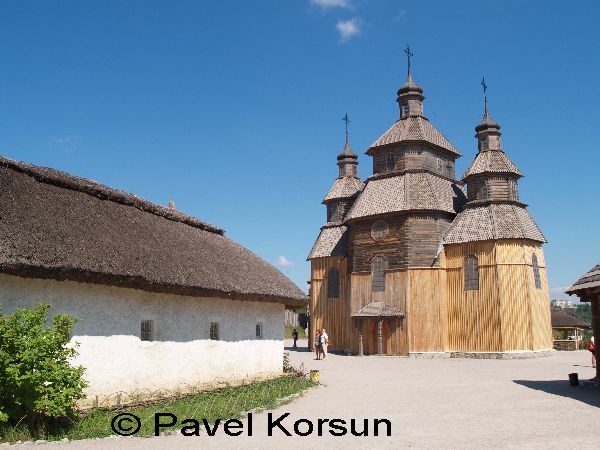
[308, 55, 553, 357]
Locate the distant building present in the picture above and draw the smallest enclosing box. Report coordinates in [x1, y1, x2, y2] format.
[308, 59, 553, 357]
[0, 157, 306, 401]
[550, 299, 576, 309]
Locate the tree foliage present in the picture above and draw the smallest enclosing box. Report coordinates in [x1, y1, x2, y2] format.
[0, 304, 87, 424]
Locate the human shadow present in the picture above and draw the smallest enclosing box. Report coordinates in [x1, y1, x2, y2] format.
[514, 379, 600, 408]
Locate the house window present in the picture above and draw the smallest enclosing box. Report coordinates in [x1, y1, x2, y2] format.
[371, 256, 388, 292]
[371, 221, 389, 241]
[141, 320, 152, 341]
[256, 322, 263, 338]
[437, 157, 444, 174]
[532, 254, 542, 289]
[386, 152, 396, 171]
[327, 268, 340, 299]
[210, 322, 219, 340]
[464, 255, 479, 291]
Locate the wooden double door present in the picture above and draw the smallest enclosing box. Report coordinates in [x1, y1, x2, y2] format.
[363, 318, 408, 356]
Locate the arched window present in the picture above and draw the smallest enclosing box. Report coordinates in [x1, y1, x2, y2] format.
[386, 152, 396, 172]
[327, 268, 340, 299]
[371, 221, 389, 241]
[532, 254, 541, 289]
[371, 256, 388, 292]
[464, 255, 479, 291]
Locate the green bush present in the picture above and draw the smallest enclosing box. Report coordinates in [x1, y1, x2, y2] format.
[0, 303, 87, 425]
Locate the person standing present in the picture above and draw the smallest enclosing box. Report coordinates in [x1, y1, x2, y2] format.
[321, 328, 329, 360]
[314, 329, 322, 360]
[589, 336, 596, 368]
[292, 328, 299, 349]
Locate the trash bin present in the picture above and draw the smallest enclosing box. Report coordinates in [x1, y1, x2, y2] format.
[309, 370, 319, 383]
[568, 373, 579, 386]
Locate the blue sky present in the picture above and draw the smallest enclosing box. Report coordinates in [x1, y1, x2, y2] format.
[1, 0, 599, 299]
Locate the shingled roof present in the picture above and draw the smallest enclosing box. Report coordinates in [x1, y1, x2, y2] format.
[323, 177, 364, 203]
[0, 156, 306, 307]
[352, 301, 405, 318]
[550, 309, 591, 329]
[307, 226, 347, 260]
[443, 203, 546, 244]
[368, 117, 460, 156]
[462, 149, 523, 180]
[345, 172, 466, 221]
[565, 264, 600, 295]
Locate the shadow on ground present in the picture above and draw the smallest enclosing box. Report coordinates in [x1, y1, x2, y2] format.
[514, 379, 600, 408]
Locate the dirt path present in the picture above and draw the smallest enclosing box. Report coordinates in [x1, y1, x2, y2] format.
[24, 341, 599, 449]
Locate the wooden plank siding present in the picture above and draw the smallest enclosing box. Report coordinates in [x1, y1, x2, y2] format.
[443, 240, 552, 352]
[309, 257, 349, 354]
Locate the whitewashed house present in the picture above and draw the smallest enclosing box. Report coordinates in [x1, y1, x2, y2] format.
[0, 156, 306, 401]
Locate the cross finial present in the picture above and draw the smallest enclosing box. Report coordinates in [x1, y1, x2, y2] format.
[342, 113, 351, 146]
[404, 45, 414, 75]
[481, 77, 489, 118]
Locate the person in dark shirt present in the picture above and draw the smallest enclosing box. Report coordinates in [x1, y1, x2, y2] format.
[292, 328, 299, 348]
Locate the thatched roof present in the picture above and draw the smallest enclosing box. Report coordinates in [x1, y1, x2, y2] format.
[551, 309, 591, 329]
[565, 264, 600, 298]
[0, 156, 306, 307]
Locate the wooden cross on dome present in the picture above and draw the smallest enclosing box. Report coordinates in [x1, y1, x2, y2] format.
[342, 113, 350, 134]
[404, 45, 413, 73]
[481, 76, 489, 117]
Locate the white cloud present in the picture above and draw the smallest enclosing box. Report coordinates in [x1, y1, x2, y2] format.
[336, 17, 361, 43]
[311, 0, 350, 9]
[52, 135, 82, 147]
[277, 256, 295, 268]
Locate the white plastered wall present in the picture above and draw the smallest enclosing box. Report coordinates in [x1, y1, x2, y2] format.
[0, 273, 285, 399]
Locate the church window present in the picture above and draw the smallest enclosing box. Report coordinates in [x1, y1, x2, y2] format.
[464, 255, 479, 291]
[437, 157, 444, 174]
[386, 152, 396, 171]
[371, 256, 388, 292]
[256, 322, 263, 338]
[401, 104, 410, 117]
[328, 203, 341, 222]
[478, 180, 489, 200]
[371, 221, 389, 241]
[532, 254, 542, 289]
[327, 268, 340, 299]
[141, 320, 153, 341]
[210, 322, 219, 340]
[509, 179, 519, 201]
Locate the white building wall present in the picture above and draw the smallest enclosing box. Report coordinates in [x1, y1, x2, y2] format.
[0, 273, 285, 400]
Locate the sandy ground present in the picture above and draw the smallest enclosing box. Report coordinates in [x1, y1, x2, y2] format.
[15, 340, 599, 449]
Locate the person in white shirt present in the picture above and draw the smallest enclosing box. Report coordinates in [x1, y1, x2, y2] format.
[321, 328, 329, 360]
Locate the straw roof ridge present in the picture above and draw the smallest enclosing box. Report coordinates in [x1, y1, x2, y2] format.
[550, 308, 591, 328]
[0, 156, 223, 235]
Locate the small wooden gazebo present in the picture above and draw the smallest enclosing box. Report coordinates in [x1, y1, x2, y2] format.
[566, 264, 600, 381]
[352, 301, 405, 356]
[550, 308, 591, 350]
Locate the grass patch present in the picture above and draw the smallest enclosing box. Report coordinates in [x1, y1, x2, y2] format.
[0, 374, 316, 443]
[284, 325, 307, 340]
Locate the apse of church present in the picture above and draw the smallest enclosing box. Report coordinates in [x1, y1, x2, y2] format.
[308, 51, 553, 357]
